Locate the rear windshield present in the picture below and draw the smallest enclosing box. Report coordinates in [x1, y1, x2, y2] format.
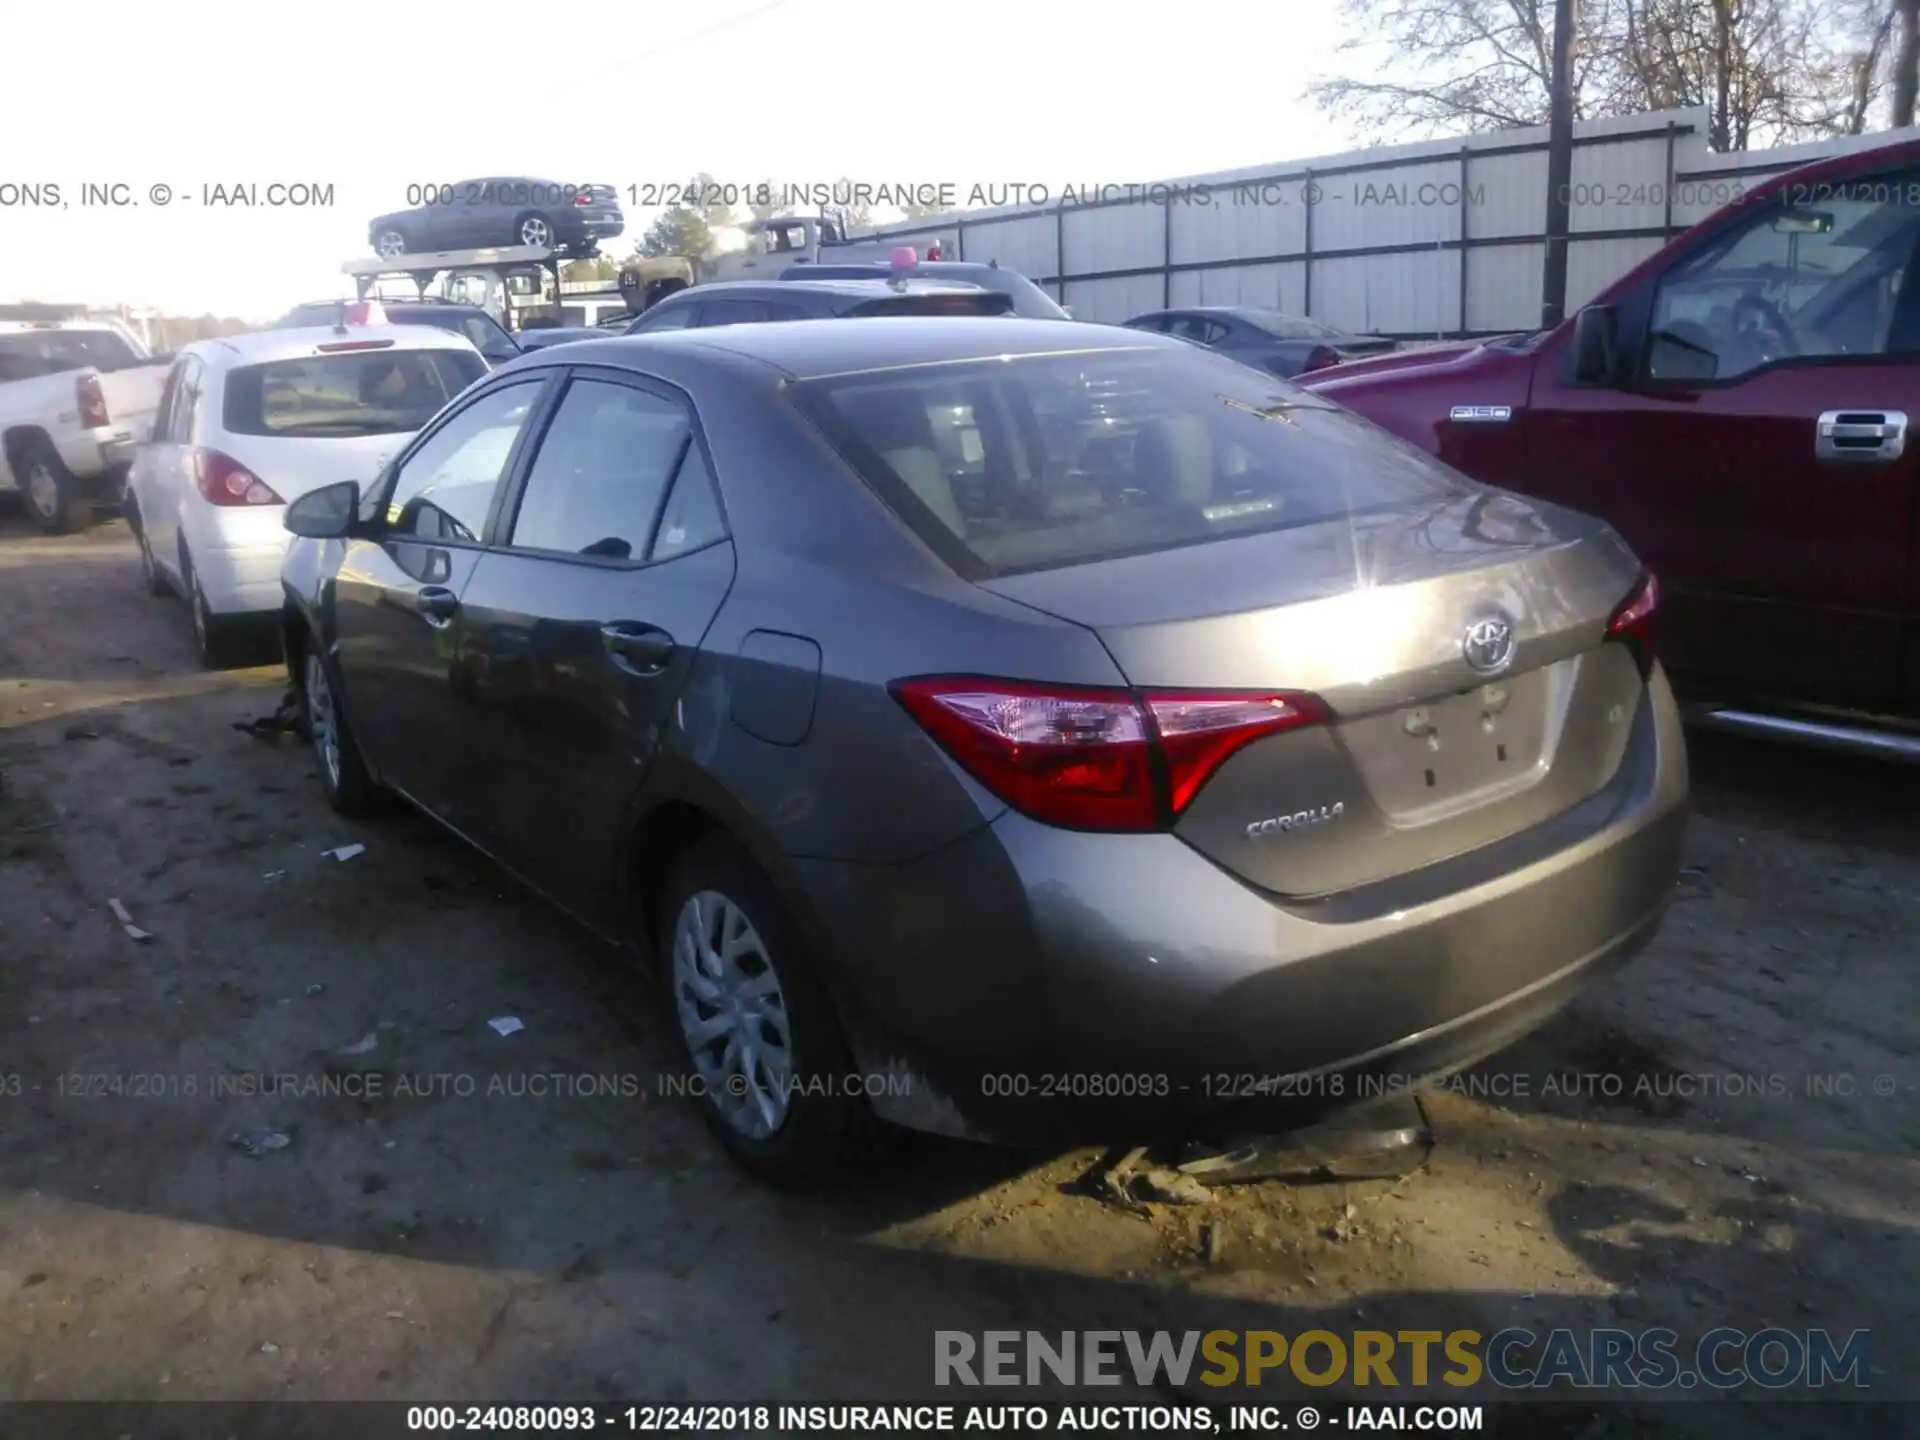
[224, 347, 487, 438]
[788, 343, 1463, 577]
[1243, 310, 1345, 340]
[0, 328, 143, 378]
[844, 292, 1016, 318]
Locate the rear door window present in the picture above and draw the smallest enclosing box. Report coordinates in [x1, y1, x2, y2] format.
[506, 379, 695, 561]
[788, 344, 1462, 578]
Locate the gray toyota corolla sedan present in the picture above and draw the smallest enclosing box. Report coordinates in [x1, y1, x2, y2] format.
[279, 317, 1687, 1183]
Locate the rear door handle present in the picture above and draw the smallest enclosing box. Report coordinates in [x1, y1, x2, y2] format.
[1816, 409, 1907, 463]
[414, 586, 460, 626]
[600, 622, 676, 674]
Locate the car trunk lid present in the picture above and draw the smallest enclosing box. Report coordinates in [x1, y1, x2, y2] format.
[978, 491, 1651, 897]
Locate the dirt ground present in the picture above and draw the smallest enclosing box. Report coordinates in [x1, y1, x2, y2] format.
[0, 514, 1914, 1438]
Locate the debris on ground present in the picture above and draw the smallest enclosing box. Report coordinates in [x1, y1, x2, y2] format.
[1174, 1096, 1435, 1185]
[488, 1016, 525, 1038]
[1201, 1222, 1226, 1265]
[304, 983, 325, 997]
[106, 898, 152, 942]
[62, 722, 101, 741]
[230, 1128, 292, 1158]
[233, 690, 302, 740]
[262, 869, 288, 883]
[1096, 1146, 1212, 1209]
[322, 844, 366, 862]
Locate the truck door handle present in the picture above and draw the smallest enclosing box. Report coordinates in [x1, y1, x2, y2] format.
[601, 622, 676, 674]
[414, 586, 460, 626]
[1816, 409, 1907, 463]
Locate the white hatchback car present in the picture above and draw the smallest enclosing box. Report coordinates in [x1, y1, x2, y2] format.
[127, 324, 488, 666]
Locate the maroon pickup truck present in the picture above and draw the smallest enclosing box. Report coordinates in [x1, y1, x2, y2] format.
[1303, 137, 1920, 757]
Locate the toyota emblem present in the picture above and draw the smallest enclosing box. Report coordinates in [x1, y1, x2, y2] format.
[1462, 615, 1516, 674]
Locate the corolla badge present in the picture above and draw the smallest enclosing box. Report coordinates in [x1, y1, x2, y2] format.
[1462, 615, 1517, 674]
[1246, 802, 1345, 840]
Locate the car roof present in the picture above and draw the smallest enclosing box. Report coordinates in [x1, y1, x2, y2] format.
[188, 324, 479, 367]
[541, 316, 1168, 381]
[668, 278, 986, 302]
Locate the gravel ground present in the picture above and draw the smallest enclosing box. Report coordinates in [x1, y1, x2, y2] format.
[0, 514, 1913, 1439]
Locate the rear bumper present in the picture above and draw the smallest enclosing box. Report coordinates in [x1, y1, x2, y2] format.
[792, 668, 1689, 1145]
[181, 506, 291, 617]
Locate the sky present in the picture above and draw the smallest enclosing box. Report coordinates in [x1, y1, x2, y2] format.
[4, 0, 1364, 320]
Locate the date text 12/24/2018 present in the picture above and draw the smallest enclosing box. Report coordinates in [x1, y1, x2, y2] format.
[406, 1404, 1229, 1433]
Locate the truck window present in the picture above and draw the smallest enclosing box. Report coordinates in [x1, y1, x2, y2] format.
[1645, 173, 1920, 382]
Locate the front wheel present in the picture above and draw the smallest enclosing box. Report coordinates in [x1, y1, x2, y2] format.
[373, 228, 408, 259]
[302, 644, 382, 815]
[658, 836, 864, 1186]
[17, 439, 90, 534]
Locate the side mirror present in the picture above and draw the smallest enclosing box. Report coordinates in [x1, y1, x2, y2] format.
[1572, 305, 1619, 385]
[285, 480, 362, 539]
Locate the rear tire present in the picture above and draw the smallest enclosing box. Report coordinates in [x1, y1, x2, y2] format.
[373, 228, 409, 259]
[300, 641, 382, 816]
[515, 211, 555, 249]
[179, 544, 241, 669]
[16, 438, 90, 535]
[656, 835, 864, 1187]
[127, 497, 170, 596]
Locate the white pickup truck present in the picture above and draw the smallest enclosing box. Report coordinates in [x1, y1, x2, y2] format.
[0, 321, 172, 533]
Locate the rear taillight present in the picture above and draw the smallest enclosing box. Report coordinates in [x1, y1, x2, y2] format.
[890, 676, 1328, 832]
[1300, 345, 1343, 373]
[1605, 570, 1658, 676]
[77, 373, 110, 428]
[342, 302, 384, 324]
[574, 191, 592, 206]
[194, 449, 283, 507]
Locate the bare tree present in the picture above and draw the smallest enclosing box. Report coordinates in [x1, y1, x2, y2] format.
[1315, 0, 1898, 147]
[1894, 0, 1920, 124]
[1309, 0, 1619, 134]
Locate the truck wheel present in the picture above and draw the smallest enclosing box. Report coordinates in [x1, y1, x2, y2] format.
[373, 228, 408, 259]
[515, 211, 554, 249]
[16, 439, 90, 535]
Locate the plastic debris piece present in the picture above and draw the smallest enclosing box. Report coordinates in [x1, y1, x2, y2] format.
[107, 898, 152, 942]
[231, 1128, 291, 1158]
[338, 1033, 379, 1056]
[323, 844, 366, 862]
[263, 870, 288, 883]
[488, 1016, 525, 1037]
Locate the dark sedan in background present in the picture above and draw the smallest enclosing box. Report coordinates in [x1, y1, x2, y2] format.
[1123, 306, 1397, 377]
[620, 278, 1015, 333]
[278, 318, 1685, 1184]
[778, 260, 1069, 319]
[367, 178, 623, 259]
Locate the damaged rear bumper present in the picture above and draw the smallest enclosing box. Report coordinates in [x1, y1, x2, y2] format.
[793, 671, 1688, 1147]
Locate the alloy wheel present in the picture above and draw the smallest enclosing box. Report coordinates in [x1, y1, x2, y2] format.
[375, 231, 406, 259]
[671, 890, 793, 1140]
[519, 215, 553, 248]
[305, 652, 342, 790]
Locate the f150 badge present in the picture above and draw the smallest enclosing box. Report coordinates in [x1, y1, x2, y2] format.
[1449, 404, 1513, 423]
[1247, 802, 1345, 840]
